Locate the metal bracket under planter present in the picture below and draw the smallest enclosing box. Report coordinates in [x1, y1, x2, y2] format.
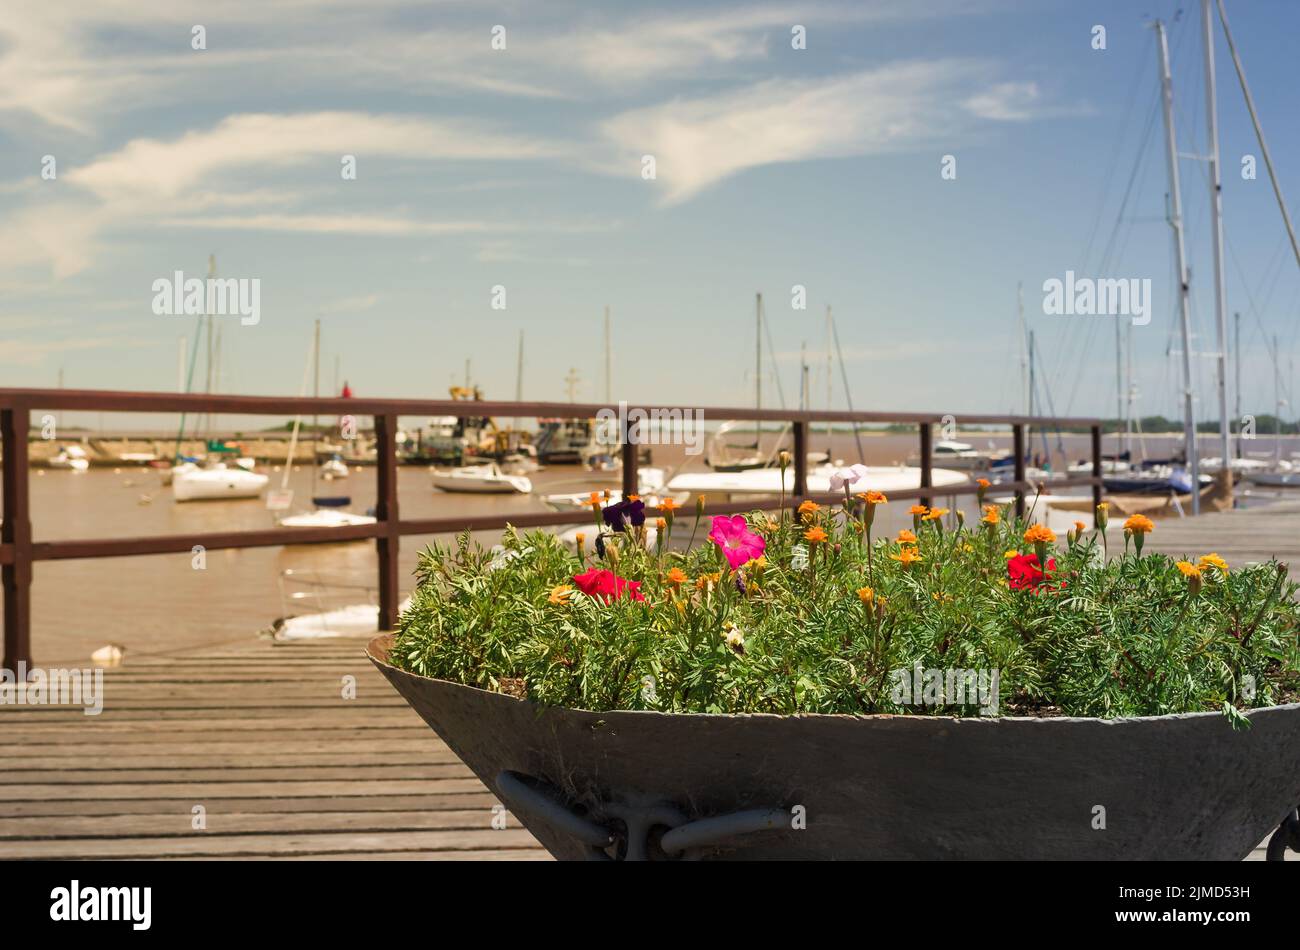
[1266, 807, 1300, 861]
[494, 770, 787, 861]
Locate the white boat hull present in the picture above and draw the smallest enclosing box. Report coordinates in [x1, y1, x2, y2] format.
[173, 468, 269, 501]
[667, 465, 969, 497]
[431, 467, 531, 494]
[278, 509, 377, 529]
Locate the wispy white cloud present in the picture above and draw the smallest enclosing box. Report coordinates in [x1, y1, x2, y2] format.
[599, 59, 1045, 204]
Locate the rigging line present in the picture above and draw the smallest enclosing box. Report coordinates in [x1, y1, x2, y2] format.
[1060, 90, 1162, 415]
[1032, 333, 1067, 465]
[1216, 0, 1300, 282]
[1080, 28, 1156, 271]
[759, 296, 788, 411]
[828, 310, 865, 463]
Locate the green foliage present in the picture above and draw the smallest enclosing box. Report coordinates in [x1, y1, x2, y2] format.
[389, 504, 1300, 722]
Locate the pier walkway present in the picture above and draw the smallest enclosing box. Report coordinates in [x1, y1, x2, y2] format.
[3, 499, 1298, 860]
[0, 639, 547, 860]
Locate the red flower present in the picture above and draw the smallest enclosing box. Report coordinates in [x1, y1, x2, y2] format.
[1007, 553, 1058, 592]
[571, 568, 645, 603]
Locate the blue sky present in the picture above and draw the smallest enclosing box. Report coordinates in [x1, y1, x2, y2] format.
[2, 0, 1299, 428]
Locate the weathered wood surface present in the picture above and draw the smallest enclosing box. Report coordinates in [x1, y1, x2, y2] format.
[1144, 498, 1300, 565]
[0, 641, 548, 860]
[5, 495, 1299, 860]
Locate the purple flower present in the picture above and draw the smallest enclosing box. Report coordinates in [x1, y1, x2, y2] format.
[602, 498, 645, 532]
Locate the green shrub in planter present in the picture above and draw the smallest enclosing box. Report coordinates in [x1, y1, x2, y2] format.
[390, 488, 1300, 723]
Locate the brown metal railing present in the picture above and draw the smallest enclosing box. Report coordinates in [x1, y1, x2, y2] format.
[0, 388, 1105, 670]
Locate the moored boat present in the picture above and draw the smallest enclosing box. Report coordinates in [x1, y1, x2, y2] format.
[172, 463, 269, 501]
[431, 462, 532, 494]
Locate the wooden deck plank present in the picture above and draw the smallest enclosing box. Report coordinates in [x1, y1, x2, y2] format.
[0, 638, 545, 860]
[0, 828, 541, 859]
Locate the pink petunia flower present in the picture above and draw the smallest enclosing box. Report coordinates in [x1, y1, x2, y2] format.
[708, 515, 766, 570]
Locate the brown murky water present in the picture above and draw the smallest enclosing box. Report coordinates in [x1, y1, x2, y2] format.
[11, 429, 1279, 664]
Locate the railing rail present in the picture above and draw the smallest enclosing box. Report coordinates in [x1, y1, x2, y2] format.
[0, 387, 1105, 670]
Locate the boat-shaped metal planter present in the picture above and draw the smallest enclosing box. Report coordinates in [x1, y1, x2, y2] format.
[368, 636, 1300, 861]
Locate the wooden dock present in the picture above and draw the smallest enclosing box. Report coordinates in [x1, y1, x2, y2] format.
[2, 499, 1298, 860]
[0, 640, 548, 860]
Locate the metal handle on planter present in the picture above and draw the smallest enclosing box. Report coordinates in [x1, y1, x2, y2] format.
[494, 770, 614, 855]
[494, 769, 787, 860]
[1266, 806, 1299, 861]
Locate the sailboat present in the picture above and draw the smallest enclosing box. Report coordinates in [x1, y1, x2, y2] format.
[173, 462, 269, 501]
[431, 461, 532, 494]
[276, 322, 375, 529]
[48, 445, 90, 471]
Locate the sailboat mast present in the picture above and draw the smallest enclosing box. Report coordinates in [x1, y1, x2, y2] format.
[1156, 19, 1201, 515]
[1202, 0, 1232, 492]
[1215, 0, 1300, 275]
[1234, 312, 1242, 458]
[1115, 316, 1125, 454]
[514, 330, 524, 440]
[1018, 283, 1030, 460]
[825, 305, 833, 443]
[1274, 334, 1281, 470]
[204, 254, 216, 438]
[313, 317, 321, 479]
[755, 293, 762, 414]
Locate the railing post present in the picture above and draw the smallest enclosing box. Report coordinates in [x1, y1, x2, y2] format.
[1013, 423, 1026, 521]
[374, 414, 400, 631]
[1091, 424, 1103, 526]
[918, 423, 933, 508]
[2, 405, 33, 673]
[792, 420, 808, 498]
[621, 419, 639, 501]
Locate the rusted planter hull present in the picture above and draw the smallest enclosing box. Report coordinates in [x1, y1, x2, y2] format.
[368, 636, 1300, 860]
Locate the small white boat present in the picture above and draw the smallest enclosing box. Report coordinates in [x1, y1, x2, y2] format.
[278, 508, 377, 529]
[1244, 467, 1300, 488]
[906, 440, 1013, 471]
[173, 463, 269, 501]
[319, 456, 349, 480]
[431, 462, 531, 494]
[48, 445, 90, 471]
[666, 463, 969, 498]
[265, 596, 412, 641]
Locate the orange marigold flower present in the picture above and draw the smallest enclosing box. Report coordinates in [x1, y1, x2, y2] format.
[1023, 524, 1056, 545]
[857, 490, 888, 505]
[695, 571, 722, 591]
[923, 507, 949, 522]
[664, 567, 688, 586]
[896, 529, 917, 545]
[585, 491, 601, 508]
[976, 478, 991, 489]
[655, 517, 667, 531]
[981, 505, 1000, 525]
[1175, 560, 1201, 578]
[1073, 521, 1086, 534]
[548, 585, 573, 605]
[856, 586, 875, 604]
[798, 500, 822, 519]
[1123, 513, 1155, 534]
[804, 526, 828, 544]
[890, 546, 922, 566]
[627, 494, 640, 503]
[909, 504, 929, 516]
[1198, 553, 1228, 573]
[658, 497, 679, 513]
